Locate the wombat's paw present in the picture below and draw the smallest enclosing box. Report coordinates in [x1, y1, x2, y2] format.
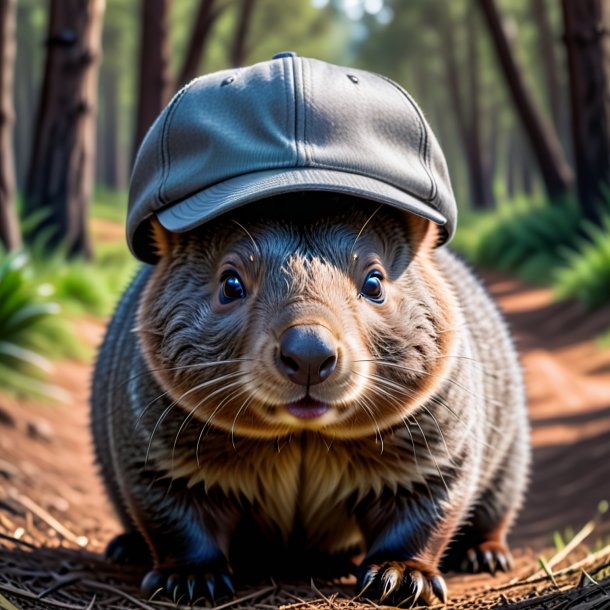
[461, 541, 513, 575]
[104, 532, 151, 566]
[141, 564, 235, 605]
[356, 560, 447, 606]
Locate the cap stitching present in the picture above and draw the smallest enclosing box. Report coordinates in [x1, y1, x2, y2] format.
[291, 57, 307, 167]
[377, 74, 437, 203]
[157, 168, 447, 230]
[302, 58, 310, 165]
[157, 82, 192, 206]
[278, 57, 299, 165]
[280, 58, 294, 165]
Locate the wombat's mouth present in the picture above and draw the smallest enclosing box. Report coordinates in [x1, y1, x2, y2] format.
[285, 397, 330, 419]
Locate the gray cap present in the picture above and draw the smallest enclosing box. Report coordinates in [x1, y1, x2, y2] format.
[128, 53, 457, 263]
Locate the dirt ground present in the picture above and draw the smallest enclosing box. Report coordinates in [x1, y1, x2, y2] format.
[1, 269, 609, 609]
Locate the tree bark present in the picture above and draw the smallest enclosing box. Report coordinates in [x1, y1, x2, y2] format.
[0, 0, 20, 250]
[521, 136, 534, 196]
[133, 0, 171, 161]
[230, 0, 257, 67]
[532, 0, 562, 130]
[177, 0, 227, 88]
[24, 0, 105, 259]
[439, 9, 494, 209]
[562, 0, 610, 224]
[506, 129, 516, 199]
[101, 58, 124, 189]
[478, 0, 573, 199]
[466, 9, 495, 208]
[14, 2, 38, 190]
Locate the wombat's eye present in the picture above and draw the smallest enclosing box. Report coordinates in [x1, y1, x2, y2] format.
[220, 272, 246, 304]
[360, 270, 384, 303]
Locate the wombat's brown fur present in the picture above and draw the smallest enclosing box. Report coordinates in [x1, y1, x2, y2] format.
[91, 195, 529, 606]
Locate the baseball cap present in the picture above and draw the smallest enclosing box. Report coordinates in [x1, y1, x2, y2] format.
[128, 52, 457, 263]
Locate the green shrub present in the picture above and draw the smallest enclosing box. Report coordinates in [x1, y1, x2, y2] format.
[91, 186, 128, 224]
[554, 214, 610, 308]
[0, 250, 70, 399]
[27, 232, 137, 318]
[453, 196, 582, 285]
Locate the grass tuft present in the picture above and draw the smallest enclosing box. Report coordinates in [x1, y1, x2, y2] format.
[0, 249, 74, 399]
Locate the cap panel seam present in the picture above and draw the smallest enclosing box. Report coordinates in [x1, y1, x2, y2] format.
[281, 57, 297, 166]
[293, 56, 305, 166]
[376, 74, 437, 203]
[157, 82, 192, 206]
[301, 58, 310, 165]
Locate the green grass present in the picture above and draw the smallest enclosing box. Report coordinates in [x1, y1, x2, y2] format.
[91, 186, 129, 224]
[0, 188, 136, 399]
[453, 195, 610, 342]
[0, 249, 74, 399]
[22, 188, 137, 317]
[453, 195, 583, 285]
[29, 240, 136, 317]
[554, 215, 610, 308]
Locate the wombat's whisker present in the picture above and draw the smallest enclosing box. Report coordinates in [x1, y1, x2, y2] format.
[230, 392, 258, 450]
[231, 219, 261, 259]
[362, 371, 457, 468]
[429, 398, 497, 454]
[407, 414, 450, 494]
[357, 358, 500, 406]
[135, 363, 250, 431]
[145, 371, 246, 467]
[171, 375, 252, 472]
[350, 204, 383, 256]
[196, 384, 253, 467]
[134, 387, 173, 431]
[417, 404, 457, 467]
[357, 366, 498, 456]
[115, 358, 254, 391]
[398, 415, 439, 513]
[355, 394, 384, 454]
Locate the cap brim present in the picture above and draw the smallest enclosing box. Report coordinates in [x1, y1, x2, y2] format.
[156, 167, 447, 237]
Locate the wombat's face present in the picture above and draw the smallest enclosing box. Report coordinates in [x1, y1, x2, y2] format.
[138, 197, 456, 439]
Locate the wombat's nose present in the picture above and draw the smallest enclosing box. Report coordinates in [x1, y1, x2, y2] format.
[278, 325, 338, 386]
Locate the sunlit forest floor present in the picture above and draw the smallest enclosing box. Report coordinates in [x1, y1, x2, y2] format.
[1, 223, 610, 609]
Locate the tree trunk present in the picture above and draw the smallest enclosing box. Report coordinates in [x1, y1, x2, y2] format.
[506, 129, 516, 199]
[99, 18, 124, 191]
[14, 2, 38, 190]
[230, 0, 257, 67]
[24, 0, 104, 259]
[177, 0, 226, 88]
[133, 0, 171, 161]
[562, 0, 610, 224]
[105, 65, 124, 189]
[466, 9, 495, 208]
[521, 137, 534, 196]
[478, 0, 573, 199]
[0, 0, 20, 250]
[439, 9, 493, 209]
[532, 0, 562, 130]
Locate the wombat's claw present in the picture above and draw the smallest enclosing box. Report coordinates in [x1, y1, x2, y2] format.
[461, 541, 512, 575]
[104, 532, 151, 566]
[141, 566, 235, 605]
[356, 560, 447, 606]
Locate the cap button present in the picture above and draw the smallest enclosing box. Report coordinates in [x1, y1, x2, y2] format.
[272, 51, 297, 59]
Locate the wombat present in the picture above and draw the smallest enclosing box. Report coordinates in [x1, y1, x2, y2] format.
[91, 55, 529, 607]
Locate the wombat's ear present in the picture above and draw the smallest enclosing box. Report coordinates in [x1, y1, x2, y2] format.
[408, 215, 440, 256]
[149, 217, 174, 257]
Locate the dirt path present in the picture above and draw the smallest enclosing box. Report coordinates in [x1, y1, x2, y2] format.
[0, 270, 609, 608]
[482, 272, 610, 550]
